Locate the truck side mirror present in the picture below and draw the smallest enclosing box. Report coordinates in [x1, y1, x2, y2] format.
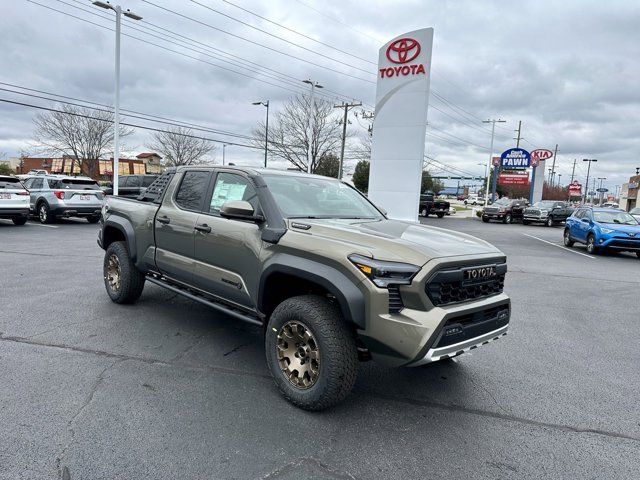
[220, 200, 263, 222]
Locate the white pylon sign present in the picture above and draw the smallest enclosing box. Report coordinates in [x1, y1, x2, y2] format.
[368, 28, 434, 221]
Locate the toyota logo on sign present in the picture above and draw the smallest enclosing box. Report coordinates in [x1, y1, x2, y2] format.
[386, 38, 421, 64]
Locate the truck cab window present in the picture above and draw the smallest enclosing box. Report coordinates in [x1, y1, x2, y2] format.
[175, 171, 209, 211]
[209, 173, 259, 215]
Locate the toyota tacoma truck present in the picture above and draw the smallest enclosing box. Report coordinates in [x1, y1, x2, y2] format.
[98, 166, 510, 410]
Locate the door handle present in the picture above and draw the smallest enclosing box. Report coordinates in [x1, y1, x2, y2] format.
[157, 216, 171, 224]
[194, 223, 212, 233]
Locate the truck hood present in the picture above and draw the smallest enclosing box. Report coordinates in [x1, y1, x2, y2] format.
[287, 218, 502, 266]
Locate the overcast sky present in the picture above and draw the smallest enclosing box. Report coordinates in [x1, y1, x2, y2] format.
[1, 0, 639, 191]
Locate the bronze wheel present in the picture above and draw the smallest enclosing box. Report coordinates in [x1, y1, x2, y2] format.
[276, 321, 320, 389]
[106, 253, 121, 293]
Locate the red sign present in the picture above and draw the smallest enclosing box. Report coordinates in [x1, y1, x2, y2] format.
[568, 180, 582, 195]
[386, 38, 421, 64]
[530, 149, 553, 168]
[380, 38, 426, 78]
[498, 173, 529, 186]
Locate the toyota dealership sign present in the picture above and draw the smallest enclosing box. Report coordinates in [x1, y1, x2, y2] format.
[368, 28, 434, 221]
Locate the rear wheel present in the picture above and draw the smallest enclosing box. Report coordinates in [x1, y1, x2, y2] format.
[265, 295, 358, 411]
[586, 234, 598, 254]
[436, 212, 445, 218]
[38, 202, 55, 224]
[103, 241, 145, 304]
[12, 217, 27, 226]
[87, 215, 100, 224]
[563, 229, 575, 247]
[420, 208, 428, 217]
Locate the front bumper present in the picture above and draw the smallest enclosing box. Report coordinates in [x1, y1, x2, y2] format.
[600, 235, 640, 251]
[483, 212, 505, 219]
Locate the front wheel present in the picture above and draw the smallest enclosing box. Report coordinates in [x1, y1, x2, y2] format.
[563, 229, 575, 247]
[482, 216, 490, 223]
[436, 212, 445, 218]
[522, 220, 530, 225]
[265, 295, 358, 411]
[103, 241, 145, 304]
[546, 216, 554, 227]
[503, 214, 512, 224]
[636, 252, 640, 259]
[586, 234, 598, 254]
[420, 208, 428, 217]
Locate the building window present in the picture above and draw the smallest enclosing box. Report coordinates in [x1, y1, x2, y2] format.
[99, 160, 112, 175]
[51, 158, 63, 173]
[118, 162, 130, 175]
[132, 163, 145, 174]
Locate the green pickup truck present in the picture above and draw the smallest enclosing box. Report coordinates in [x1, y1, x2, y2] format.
[98, 166, 510, 410]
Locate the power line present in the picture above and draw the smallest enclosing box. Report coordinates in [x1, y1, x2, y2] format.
[428, 124, 491, 151]
[137, 0, 375, 83]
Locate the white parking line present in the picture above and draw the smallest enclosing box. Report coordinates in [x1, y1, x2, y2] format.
[522, 233, 595, 259]
[27, 223, 58, 228]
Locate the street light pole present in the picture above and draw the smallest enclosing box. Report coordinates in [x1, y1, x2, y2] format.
[92, 1, 142, 196]
[303, 79, 323, 173]
[222, 144, 229, 166]
[482, 118, 506, 204]
[252, 100, 269, 167]
[582, 158, 597, 204]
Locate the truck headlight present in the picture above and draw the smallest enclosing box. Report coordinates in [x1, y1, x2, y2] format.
[540, 210, 549, 216]
[348, 254, 421, 288]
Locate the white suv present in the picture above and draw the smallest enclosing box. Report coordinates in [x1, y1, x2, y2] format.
[0, 175, 30, 225]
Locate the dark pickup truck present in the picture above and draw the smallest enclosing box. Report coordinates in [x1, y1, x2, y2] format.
[418, 191, 450, 218]
[523, 200, 574, 226]
[482, 198, 529, 224]
[98, 166, 510, 410]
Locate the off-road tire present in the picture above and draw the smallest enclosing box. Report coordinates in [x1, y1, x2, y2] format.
[103, 241, 145, 304]
[87, 215, 101, 224]
[503, 214, 512, 224]
[482, 216, 490, 223]
[12, 217, 27, 226]
[546, 216, 554, 227]
[265, 295, 358, 411]
[563, 229, 575, 247]
[38, 202, 55, 224]
[586, 234, 598, 254]
[436, 212, 445, 218]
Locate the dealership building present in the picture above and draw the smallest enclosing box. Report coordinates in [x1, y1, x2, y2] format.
[618, 175, 639, 212]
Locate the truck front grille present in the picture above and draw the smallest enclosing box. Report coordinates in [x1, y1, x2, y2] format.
[388, 285, 403, 314]
[425, 263, 506, 307]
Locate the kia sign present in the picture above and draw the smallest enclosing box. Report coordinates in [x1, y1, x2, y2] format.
[500, 148, 531, 169]
[498, 173, 529, 186]
[368, 28, 434, 221]
[530, 149, 553, 168]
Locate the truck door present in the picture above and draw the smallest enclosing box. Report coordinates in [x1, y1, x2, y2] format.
[192, 171, 262, 310]
[154, 170, 212, 285]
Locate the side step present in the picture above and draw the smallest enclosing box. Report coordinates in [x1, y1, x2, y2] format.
[146, 276, 263, 327]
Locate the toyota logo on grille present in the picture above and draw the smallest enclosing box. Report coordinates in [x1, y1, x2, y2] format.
[386, 38, 421, 64]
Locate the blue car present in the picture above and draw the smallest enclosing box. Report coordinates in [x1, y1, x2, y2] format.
[564, 207, 640, 257]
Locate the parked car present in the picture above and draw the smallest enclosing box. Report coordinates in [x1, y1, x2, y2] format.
[482, 198, 528, 224]
[464, 194, 485, 206]
[630, 207, 640, 222]
[0, 175, 30, 225]
[456, 194, 467, 201]
[601, 202, 619, 209]
[522, 200, 574, 226]
[418, 191, 450, 218]
[23, 175, 104, 224]
[103, 174, 159, 198]
[564, 207, 640, 257]
[99, 166, 511, 410]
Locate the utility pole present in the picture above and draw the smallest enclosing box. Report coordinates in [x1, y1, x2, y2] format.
[513, 120, 523, 148]
[570, 159, 577, 183]
[222, 144, 229, 166]
[334, 101, 362, 180]
[483, 118, 506, 204]
[557, 174, 562, 187]
[549, 143, 559, 187]
[597, 177, 606, 204]
[252, 100, 270, 167]
[583, 158, 597, 204]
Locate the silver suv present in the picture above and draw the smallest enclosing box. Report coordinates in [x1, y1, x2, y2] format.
[23, 175, 104, 223]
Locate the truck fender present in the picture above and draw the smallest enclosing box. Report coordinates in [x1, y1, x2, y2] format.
[259, 255, 366, 329]
[102, 217, 137, 262]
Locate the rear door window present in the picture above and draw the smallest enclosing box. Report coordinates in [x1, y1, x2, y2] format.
[175, 171, 210, 211]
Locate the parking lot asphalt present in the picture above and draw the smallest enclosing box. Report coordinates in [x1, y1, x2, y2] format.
[1, 216, 639, 479]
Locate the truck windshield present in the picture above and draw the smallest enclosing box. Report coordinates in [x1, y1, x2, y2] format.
[263, 175, 383, 219]
[532, 201, 556, 209]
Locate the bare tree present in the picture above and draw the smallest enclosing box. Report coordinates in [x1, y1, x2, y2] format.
[252, 95, 342, 172]
[148, 126, 216, 167]
[33, 104, 132, 178]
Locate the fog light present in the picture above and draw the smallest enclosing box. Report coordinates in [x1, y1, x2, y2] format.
[599, 239, 604, 244]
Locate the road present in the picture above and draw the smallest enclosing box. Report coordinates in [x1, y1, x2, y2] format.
[1, 217, 638, 479]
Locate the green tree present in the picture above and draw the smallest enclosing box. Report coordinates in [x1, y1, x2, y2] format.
[0, 163, 14, 175]
[352, 160, 370, 193]
[421, 170, 444, 194]
[314, 154, 340, 178]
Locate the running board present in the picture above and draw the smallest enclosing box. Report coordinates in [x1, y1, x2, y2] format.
[146, 276, 263, 327]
